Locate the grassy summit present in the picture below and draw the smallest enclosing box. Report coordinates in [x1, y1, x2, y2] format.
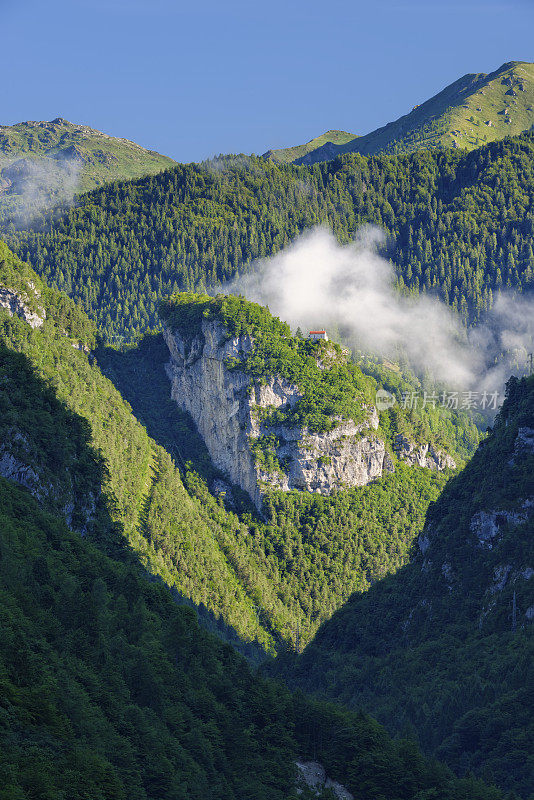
[263, 129, 359, 164]
[267, 61, 534, 164]
[0, 117, 174, 220]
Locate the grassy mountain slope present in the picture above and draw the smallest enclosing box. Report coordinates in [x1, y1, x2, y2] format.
[0, 117, 174, 222]
[10, 130, 534, 343]
[276, 376, 534, 796]
[0, 242, 481, 656]
[267, 61, 534, 165]
[263, 129, 358, 164]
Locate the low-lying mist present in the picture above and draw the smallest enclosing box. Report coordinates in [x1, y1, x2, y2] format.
[227, 227, 534, 398]
[0, 153, 82, 227]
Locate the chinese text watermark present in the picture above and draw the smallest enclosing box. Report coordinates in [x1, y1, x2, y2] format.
[375, 389, 501, 412]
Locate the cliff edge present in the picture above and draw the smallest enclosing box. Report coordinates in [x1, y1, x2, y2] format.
[161, 293, 456, 511]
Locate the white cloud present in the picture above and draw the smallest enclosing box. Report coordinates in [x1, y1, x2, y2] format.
[228, 226, 534, 394]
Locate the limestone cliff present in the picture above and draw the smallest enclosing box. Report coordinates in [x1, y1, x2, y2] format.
[295, 761, 353, 799]
[164, 319, 452, 510]
[393, 433, 456, 470]
[0, 281, 95, 533]
[0, 283, 45, 328]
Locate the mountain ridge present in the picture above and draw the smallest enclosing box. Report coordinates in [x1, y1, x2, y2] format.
[0, 117, 175, 222]
[265, 61, 534, 164]
[11, 129, 534, 343]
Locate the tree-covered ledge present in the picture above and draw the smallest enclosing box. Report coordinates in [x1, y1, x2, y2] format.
[160, 291, 374, 432]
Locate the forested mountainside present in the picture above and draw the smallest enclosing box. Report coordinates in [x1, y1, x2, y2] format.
[0, 242, 480, 654]
[274, 376, 534, 796]
[267, 61, 534, 164]
[0, 117, 174, 223]
[0, 454, 511, 799]
[7, 130, 534, 343]
[0, 246, 513, 800]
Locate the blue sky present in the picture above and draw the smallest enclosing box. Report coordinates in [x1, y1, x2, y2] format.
[1, 0, 533, 162]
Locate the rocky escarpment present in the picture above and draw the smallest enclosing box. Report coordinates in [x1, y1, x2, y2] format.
[393, 434, 456, 470]
[470, 498, 534, 549]
[164, 320, 392, 509]
[0, 284, 45, 328]
[164, 320, 453, 510]
[0, 431, 96, 534]
[295, 761, 353, 799]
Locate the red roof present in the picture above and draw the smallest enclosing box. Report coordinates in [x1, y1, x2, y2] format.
[309, 330, 326, 334]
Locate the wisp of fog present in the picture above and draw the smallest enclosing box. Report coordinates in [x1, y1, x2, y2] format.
[229, 226, 534, 393]
[0, 153, 82, 226]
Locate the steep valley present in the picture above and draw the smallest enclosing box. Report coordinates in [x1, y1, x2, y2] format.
[0, 233, 515, 800]
[0, 241, 471, 655]
[1, 104, 534, 799]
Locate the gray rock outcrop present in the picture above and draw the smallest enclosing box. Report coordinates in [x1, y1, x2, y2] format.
[470, 498, 534, 549]
[164, 320, 394, 510]
[0, 443, 41, 496]
[0, 432, 96, 534]
[164, 320, 454, 510]
[0, 285, 45, 328]
[394, 434, 456, 470]
[295, 761, 353, 800]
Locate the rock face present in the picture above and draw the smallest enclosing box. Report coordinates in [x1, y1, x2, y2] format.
[0, 285, 45, 328]
[295, 761, 353, 800]
[164, 320, 394, 510]
[394, 434, 456, 470]
[0, 433, 96, 534]
[514, 426, 534, 458]
[0, 441, 41, 495]
[470, 498, 534, 549]
[164, 320, 455, 510]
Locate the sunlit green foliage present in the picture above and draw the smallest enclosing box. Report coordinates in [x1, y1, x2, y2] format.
[269, 62, 534, 164]
[0, 245, 510, 800]
[0, 473, 508, 799]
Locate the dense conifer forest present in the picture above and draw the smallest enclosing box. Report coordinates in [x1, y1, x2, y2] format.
[7, 131, 534, 343]
[1, 122, 533, 799]
[1, 472, 513, 799]
[274, 375, 534, 796]
[0, 243, 514, 800]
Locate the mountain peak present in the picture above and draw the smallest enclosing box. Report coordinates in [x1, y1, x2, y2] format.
[266, 61, 534, 164]
[0, 117, 175, 222]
